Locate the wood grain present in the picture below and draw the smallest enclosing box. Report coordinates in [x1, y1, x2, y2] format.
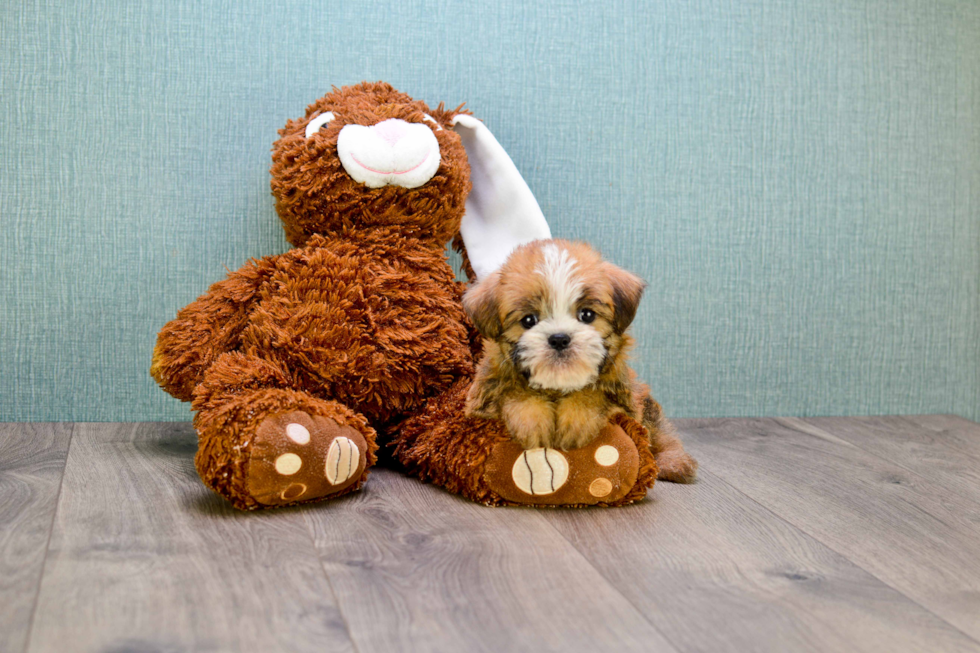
[543, 468, 979, 653]
[0, 423, 72, 653]
[798, 415, 980, 506]
[9, 416, 980, 652]
[902, 414, 980, 452]
[677, 417, 980, 643]
[25, 423, 355, 653]
[303, 467, 678, 653]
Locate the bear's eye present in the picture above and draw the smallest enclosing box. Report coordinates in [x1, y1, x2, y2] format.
[422, 114, 443, 131]
[577, 308, 596, 324]
[520, 314, 538, 329]
[305, 112, 335, 138]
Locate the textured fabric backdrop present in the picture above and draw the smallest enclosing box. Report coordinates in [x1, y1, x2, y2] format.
[1, 0, 978, 422]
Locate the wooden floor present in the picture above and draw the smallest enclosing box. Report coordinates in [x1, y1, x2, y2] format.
[2, 416, 980, 653]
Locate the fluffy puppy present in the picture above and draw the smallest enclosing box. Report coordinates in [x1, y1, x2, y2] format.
[463, 239, 697, 482]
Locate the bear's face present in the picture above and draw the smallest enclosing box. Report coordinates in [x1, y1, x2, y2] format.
[271, 82, 471, 247]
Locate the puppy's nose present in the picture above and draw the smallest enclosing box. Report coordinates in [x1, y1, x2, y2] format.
[548, 333, 572, 351]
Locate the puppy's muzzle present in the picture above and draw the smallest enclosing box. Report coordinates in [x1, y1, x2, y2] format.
[548, 333, 572, 351]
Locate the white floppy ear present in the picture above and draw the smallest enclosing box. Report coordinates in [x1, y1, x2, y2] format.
[452, 114, 551, 280]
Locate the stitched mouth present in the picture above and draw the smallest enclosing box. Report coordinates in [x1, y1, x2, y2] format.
[350, 150, 431, 176]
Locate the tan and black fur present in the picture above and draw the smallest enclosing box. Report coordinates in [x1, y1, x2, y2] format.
[463, 239, 697, 482]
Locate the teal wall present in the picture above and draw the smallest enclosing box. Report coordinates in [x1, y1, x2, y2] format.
[2, 0, 978, 422]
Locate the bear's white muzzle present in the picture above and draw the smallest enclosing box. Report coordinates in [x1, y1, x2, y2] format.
[337, 118, 441, 189]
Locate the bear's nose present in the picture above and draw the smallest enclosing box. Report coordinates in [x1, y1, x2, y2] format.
[548, 333, 571, 351]
[371, 119, 409, 146]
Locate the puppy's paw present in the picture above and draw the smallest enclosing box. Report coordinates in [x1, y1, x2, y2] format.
[552, 421, 605, 451]
[656, 448, 698, 483]
[502, 395, 555, 450]
[484, 422, 640, 506]
[245, 411, 368, 506]
[554, 392, 610, 450]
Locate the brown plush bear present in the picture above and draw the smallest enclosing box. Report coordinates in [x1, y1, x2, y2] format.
[152, 81, 672, 510]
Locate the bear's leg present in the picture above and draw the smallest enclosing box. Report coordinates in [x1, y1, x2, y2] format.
[191, 352, 377, 510]
[391, 380, 658, 507]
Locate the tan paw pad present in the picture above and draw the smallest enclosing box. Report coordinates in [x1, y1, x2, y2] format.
[274, 453, 303, 475]
[285, 423, 310, 444]
[281, 483, 307, 501]
[589, 477, 613, 497]
[325, 436, 360, 485]
[511, 448, 569, 496]
[594, 445, 619, 466]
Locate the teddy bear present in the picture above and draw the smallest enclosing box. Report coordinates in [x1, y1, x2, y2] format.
[152, 81, 669, 510]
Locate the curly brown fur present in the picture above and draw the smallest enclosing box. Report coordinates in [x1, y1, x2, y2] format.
[271, 83, 471, 248]
[151, 82, 477, 508]
[462, 239, 697, 482]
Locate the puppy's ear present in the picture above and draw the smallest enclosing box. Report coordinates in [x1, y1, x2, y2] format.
[462, 272, 503, 339]
[603, 263, 647, 333]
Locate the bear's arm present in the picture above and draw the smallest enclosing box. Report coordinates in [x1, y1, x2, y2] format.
[150, 256, 278, 402]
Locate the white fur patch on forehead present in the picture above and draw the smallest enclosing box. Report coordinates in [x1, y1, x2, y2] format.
[538, 243, 582, 317]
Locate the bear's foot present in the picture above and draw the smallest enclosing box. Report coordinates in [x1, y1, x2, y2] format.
[391, 379, 657, 507]
[484, 422, 640, 506]
[246, 410, 368, 507]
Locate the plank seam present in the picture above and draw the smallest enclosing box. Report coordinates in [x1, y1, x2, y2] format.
[300, 509, 362, 653]
[533, 510, 685, 653]
[22, 423, 75, 653]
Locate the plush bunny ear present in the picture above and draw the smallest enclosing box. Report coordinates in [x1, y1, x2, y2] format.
[452, 114, 552, 280]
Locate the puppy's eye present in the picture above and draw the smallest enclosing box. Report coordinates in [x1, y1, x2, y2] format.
[422, 114, 443, 131]
[305, 112, 335, 138]
[520, 314, 538, 329]
[578, 308, 596, 324]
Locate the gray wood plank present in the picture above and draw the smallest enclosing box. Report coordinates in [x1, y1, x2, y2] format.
[543, 469, 979, 653]
[0, 423, 73, 653]
[676, 417, 980, 643]
[795, 415, 980, 508]
[26, 423, 355, 653]
[304, 467, 678, 653]
[906, 414, 980, 442]
[903, 415, 980, 455]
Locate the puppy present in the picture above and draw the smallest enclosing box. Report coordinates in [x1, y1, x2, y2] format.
[462, 239, 697, 483]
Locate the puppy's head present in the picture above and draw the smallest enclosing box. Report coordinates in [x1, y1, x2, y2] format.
[463, 239, 646, 392]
